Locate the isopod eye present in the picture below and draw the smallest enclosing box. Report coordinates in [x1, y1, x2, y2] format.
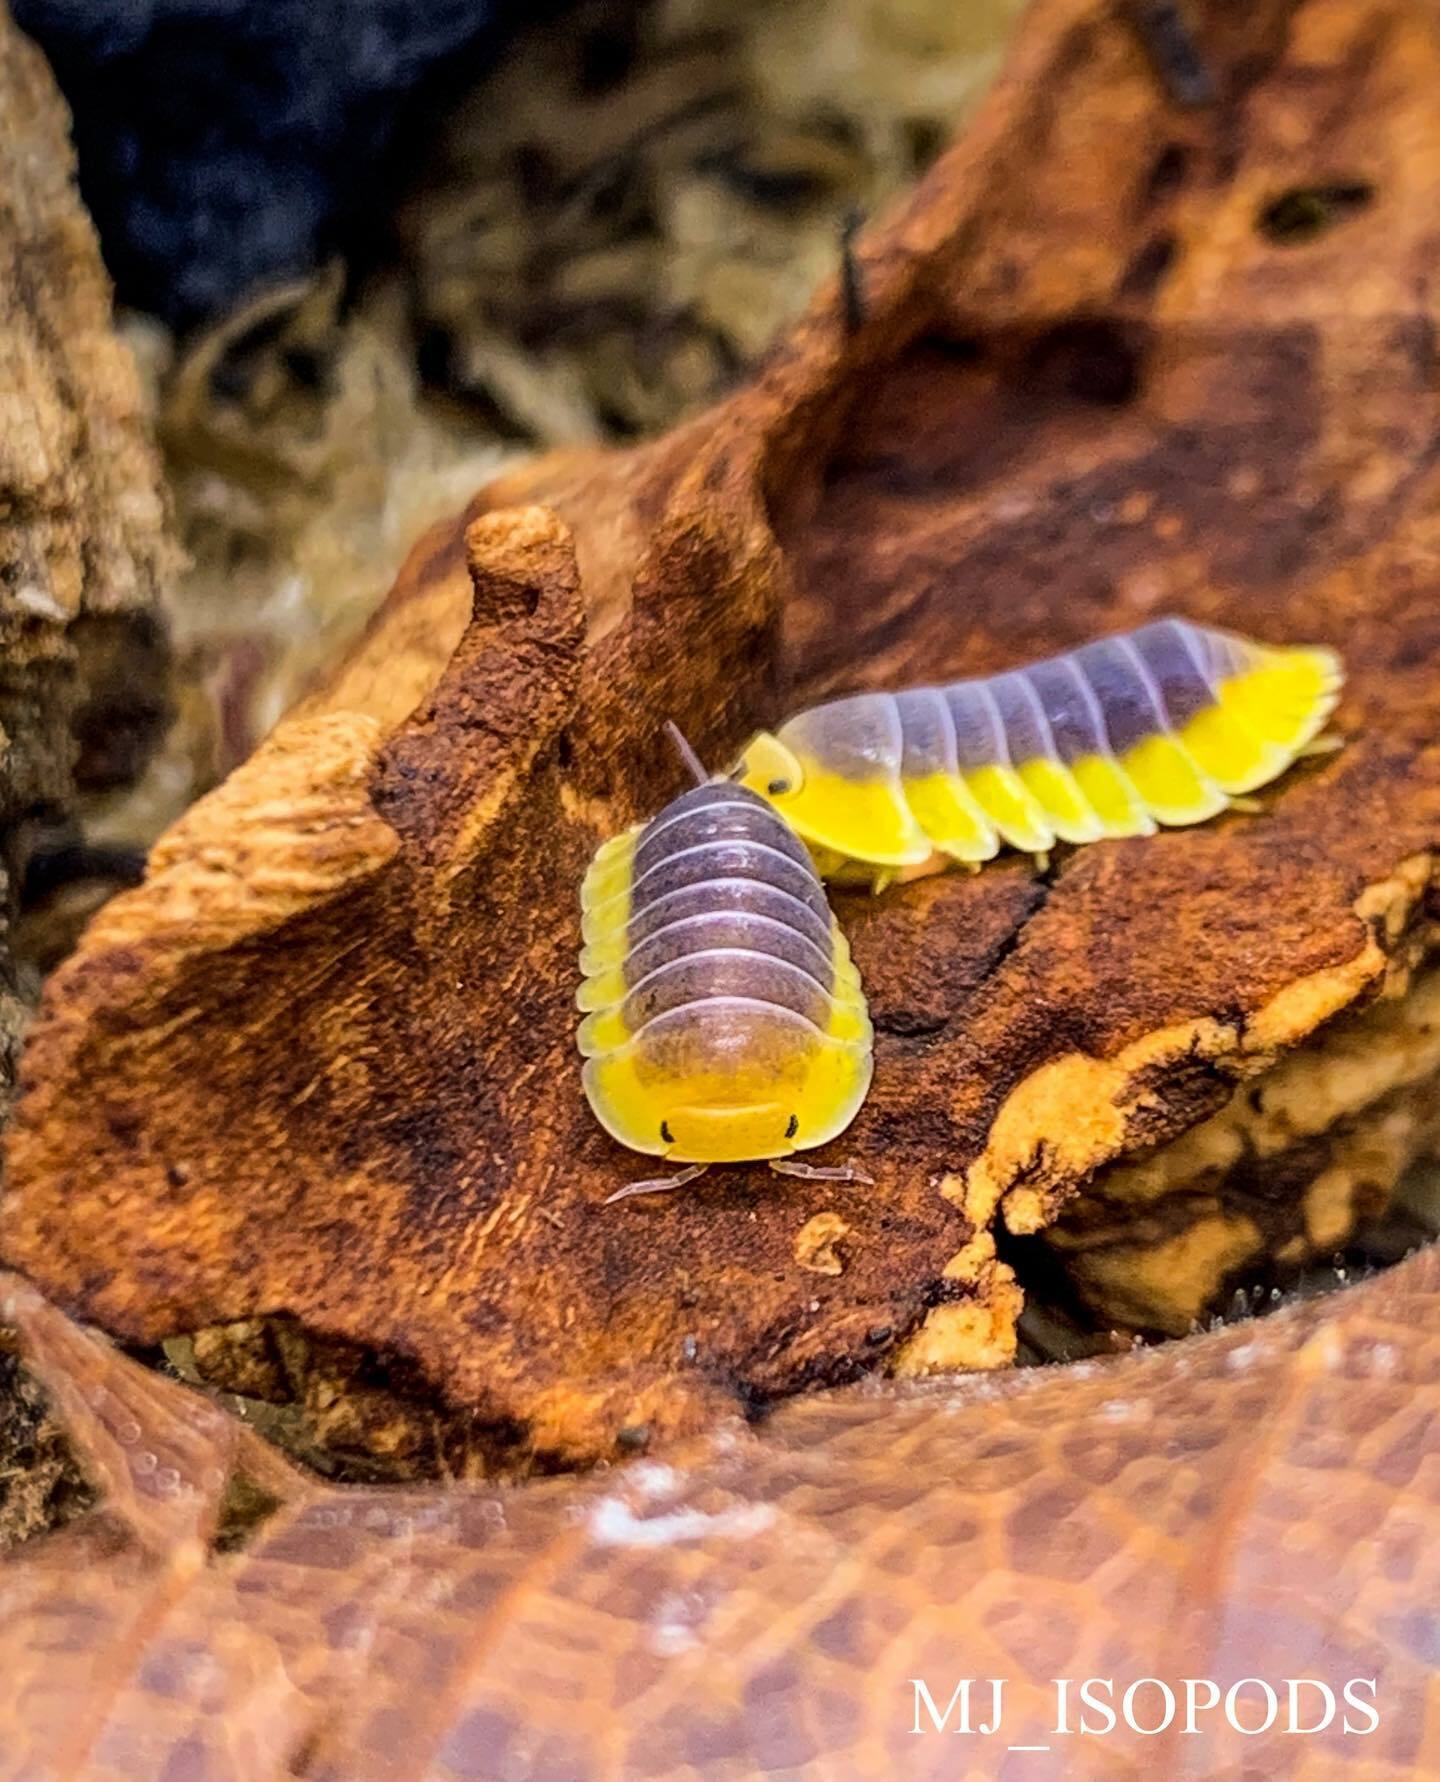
[785, 1114, 799, 1139]
[660, 1120, 675, 1144]
[767, 778, 792, 796]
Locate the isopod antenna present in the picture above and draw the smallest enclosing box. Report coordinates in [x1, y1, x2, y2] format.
[664, 720, 711, 788]
[839, 207, 866, 334]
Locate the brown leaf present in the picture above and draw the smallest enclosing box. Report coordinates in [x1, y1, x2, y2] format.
[2, 1254, 1438, 1775]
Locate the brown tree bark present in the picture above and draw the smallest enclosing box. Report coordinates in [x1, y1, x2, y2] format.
[0, 1, 174, 1553]
[0, 4, 173, 1116]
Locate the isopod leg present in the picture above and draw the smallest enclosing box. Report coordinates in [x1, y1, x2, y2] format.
[769, 1159, 875, 1186]
[604, 1163, 709, 1205]
[1297, 732, 1345, 759]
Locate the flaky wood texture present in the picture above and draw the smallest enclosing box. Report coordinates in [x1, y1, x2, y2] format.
[3, 1256, 1439, 1778]
[0, 8, 169, 723]
[0, 5, 171, 1098]
[5, 0, 1440, 1462]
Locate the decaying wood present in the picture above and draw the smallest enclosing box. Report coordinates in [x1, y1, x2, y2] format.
[0, 5, 172, 1106]
[3, 1253, 1439, 1776]
[5, 0, 1440, 1467]
[0, 4, 172, 1543]
[1051, 960, 1440, 1331]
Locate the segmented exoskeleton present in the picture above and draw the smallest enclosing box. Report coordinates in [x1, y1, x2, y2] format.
[578, 756, 873, 1203]
[733, 618, 1342, 877]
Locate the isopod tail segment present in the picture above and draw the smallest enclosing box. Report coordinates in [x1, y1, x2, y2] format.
[580, 729, 874, 1204]
[730, 618, 1343, 884]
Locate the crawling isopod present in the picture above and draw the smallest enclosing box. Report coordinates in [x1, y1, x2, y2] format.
[733, 618, 1342, 881]
[578, 733, 873, 1203]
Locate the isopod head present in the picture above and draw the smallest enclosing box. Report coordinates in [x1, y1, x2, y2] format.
[732, 724, 932, 866]
[583, 1002, 873, 1164]
[730, 719, 933, 866]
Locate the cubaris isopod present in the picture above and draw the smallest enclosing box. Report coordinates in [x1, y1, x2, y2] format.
[578, 729, 873, 1204]
[732, 618, 1343, 881]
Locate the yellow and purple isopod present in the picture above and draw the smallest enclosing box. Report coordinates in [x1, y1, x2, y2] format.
[578, 781, 873, 1201]
[733, 617, 1342, 875]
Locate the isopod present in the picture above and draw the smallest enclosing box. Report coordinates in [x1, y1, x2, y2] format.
[732, 617, 1342, 876]
[578, 736, 873, 1203]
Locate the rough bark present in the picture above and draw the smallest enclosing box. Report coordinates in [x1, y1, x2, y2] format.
[5, 0, 1440, 1469]
[0, 5, 173, 1109]
[1049, 961, 1440, 1331]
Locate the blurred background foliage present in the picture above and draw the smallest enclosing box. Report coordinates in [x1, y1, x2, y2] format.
[20, 0, 1023, 857]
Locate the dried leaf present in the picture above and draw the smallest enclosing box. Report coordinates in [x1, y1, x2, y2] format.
[2, 1255, 1438, 1774]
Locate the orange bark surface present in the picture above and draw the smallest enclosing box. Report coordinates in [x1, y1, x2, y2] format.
[3, 0, 1440, 1470]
